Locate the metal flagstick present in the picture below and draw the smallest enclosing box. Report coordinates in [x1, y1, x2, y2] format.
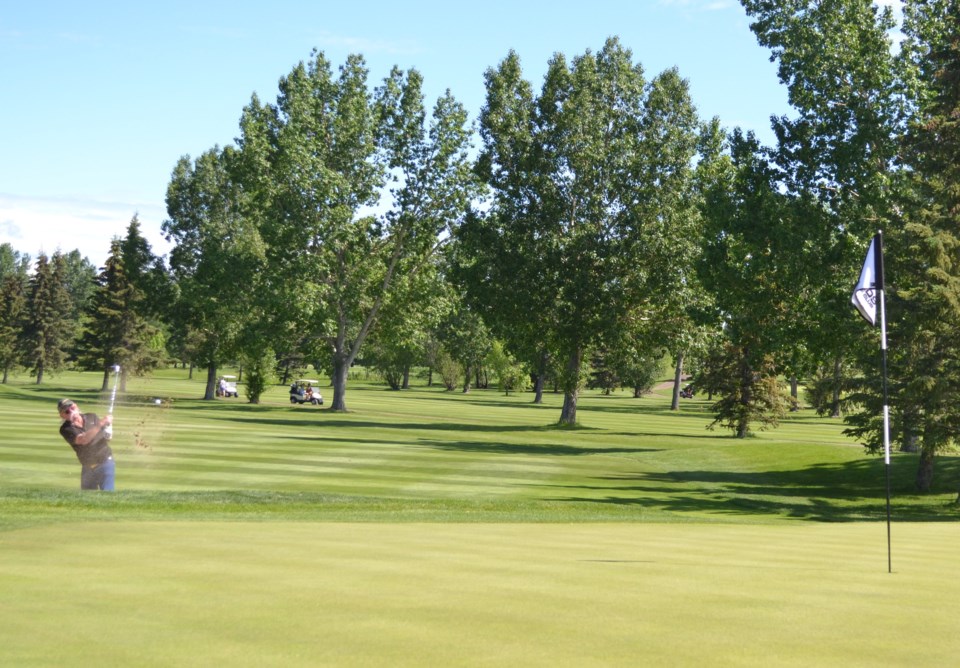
[875, 234, 892, 574]
[105, 364, 120, 440]
[851, 231, 891, 573]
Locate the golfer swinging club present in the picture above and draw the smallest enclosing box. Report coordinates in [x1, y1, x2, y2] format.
[57, 398, 115, 491]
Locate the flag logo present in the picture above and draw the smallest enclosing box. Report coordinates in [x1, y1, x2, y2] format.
[852, 234, 882, 326]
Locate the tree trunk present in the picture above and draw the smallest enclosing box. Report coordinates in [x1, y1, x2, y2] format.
[331, 354, 349, 411]
[559, 348, 582, 426]
[204, 363, 217, 400]
[462, 364, 472, 393]
[100, 367, 110, 392]
[402, 366, 410, 390]
[900, 406, 920, 452]
[736, 349, 752, 438]
[533, 351, 547, 404]
[671, 353, 684, 411]
[830, 357, 842, 418]
[916, 447, 935, 492]
[560, 391, 578, 425]
[790, 376, 799, 411]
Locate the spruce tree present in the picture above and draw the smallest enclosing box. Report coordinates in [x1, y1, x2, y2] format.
[890, 2, 960, 492]
[24, 253, 74, 383]
[79, 239, 161, 391]
[845, 2, 960, 491]
[0, 274, 26, 383]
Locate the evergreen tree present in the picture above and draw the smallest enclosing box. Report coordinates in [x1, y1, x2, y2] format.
[79, 239, 161, 391]
[24, 252, 74, 383]
[0, 273, 27, 383]
[847, 1, 960, 492]
[698, 131, 795, 437]
[0, 245, 30, 383]
[703, 340, 789, 437]
[121, 213, 176, 322]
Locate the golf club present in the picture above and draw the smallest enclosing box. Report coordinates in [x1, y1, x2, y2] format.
[105, 364, 120, 440]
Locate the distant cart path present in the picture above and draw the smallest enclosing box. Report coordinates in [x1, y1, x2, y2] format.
[654, 376, 690, 391]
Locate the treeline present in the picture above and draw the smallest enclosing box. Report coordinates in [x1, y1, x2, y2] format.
[2, 2, 959, 494]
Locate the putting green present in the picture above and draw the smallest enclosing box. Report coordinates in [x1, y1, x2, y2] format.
[1, 521, 957, 666]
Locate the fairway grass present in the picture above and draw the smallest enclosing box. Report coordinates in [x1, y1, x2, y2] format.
[3, 368, 959, 522]
[2, 522, 959, 666]
[1, 370, 958, 665]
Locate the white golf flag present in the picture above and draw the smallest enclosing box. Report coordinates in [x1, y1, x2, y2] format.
[852, 235, 881, 326]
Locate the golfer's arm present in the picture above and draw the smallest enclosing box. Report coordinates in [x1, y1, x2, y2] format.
[73, 418, 110, 446]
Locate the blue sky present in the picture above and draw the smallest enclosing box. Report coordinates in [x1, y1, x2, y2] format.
[1, 0, 798, 268]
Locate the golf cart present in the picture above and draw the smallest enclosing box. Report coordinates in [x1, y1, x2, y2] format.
[289, 379, 323, 405]
[218, 375, 239, 398]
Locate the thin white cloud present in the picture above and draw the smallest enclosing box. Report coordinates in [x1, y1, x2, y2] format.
[0, 219, 23, 240]
[0, 193, 169, 267]
[176, 24, 248, 40]
[658, 0, 735, 9]
[311, 29, 423, 56]
[0, 27, 100, 49]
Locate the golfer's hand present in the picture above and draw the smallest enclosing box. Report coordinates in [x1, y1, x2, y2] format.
[102, 414, 113, 427]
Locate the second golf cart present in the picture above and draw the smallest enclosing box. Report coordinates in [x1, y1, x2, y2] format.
[289, 380, 323, 405]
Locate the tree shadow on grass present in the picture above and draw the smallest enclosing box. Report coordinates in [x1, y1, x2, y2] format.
[415, 438, 661, 457]
[201, 412, 616, 435]
[1, 384, 104, 407]
[442, 393, 715, 419]
[547, 456, 960, 521]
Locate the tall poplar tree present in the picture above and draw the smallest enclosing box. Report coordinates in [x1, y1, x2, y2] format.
[460, 38, 703, 425]
[719, 0, 904, 436]
[235, 51, 477, 411]
[164, 146, 265, 399]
